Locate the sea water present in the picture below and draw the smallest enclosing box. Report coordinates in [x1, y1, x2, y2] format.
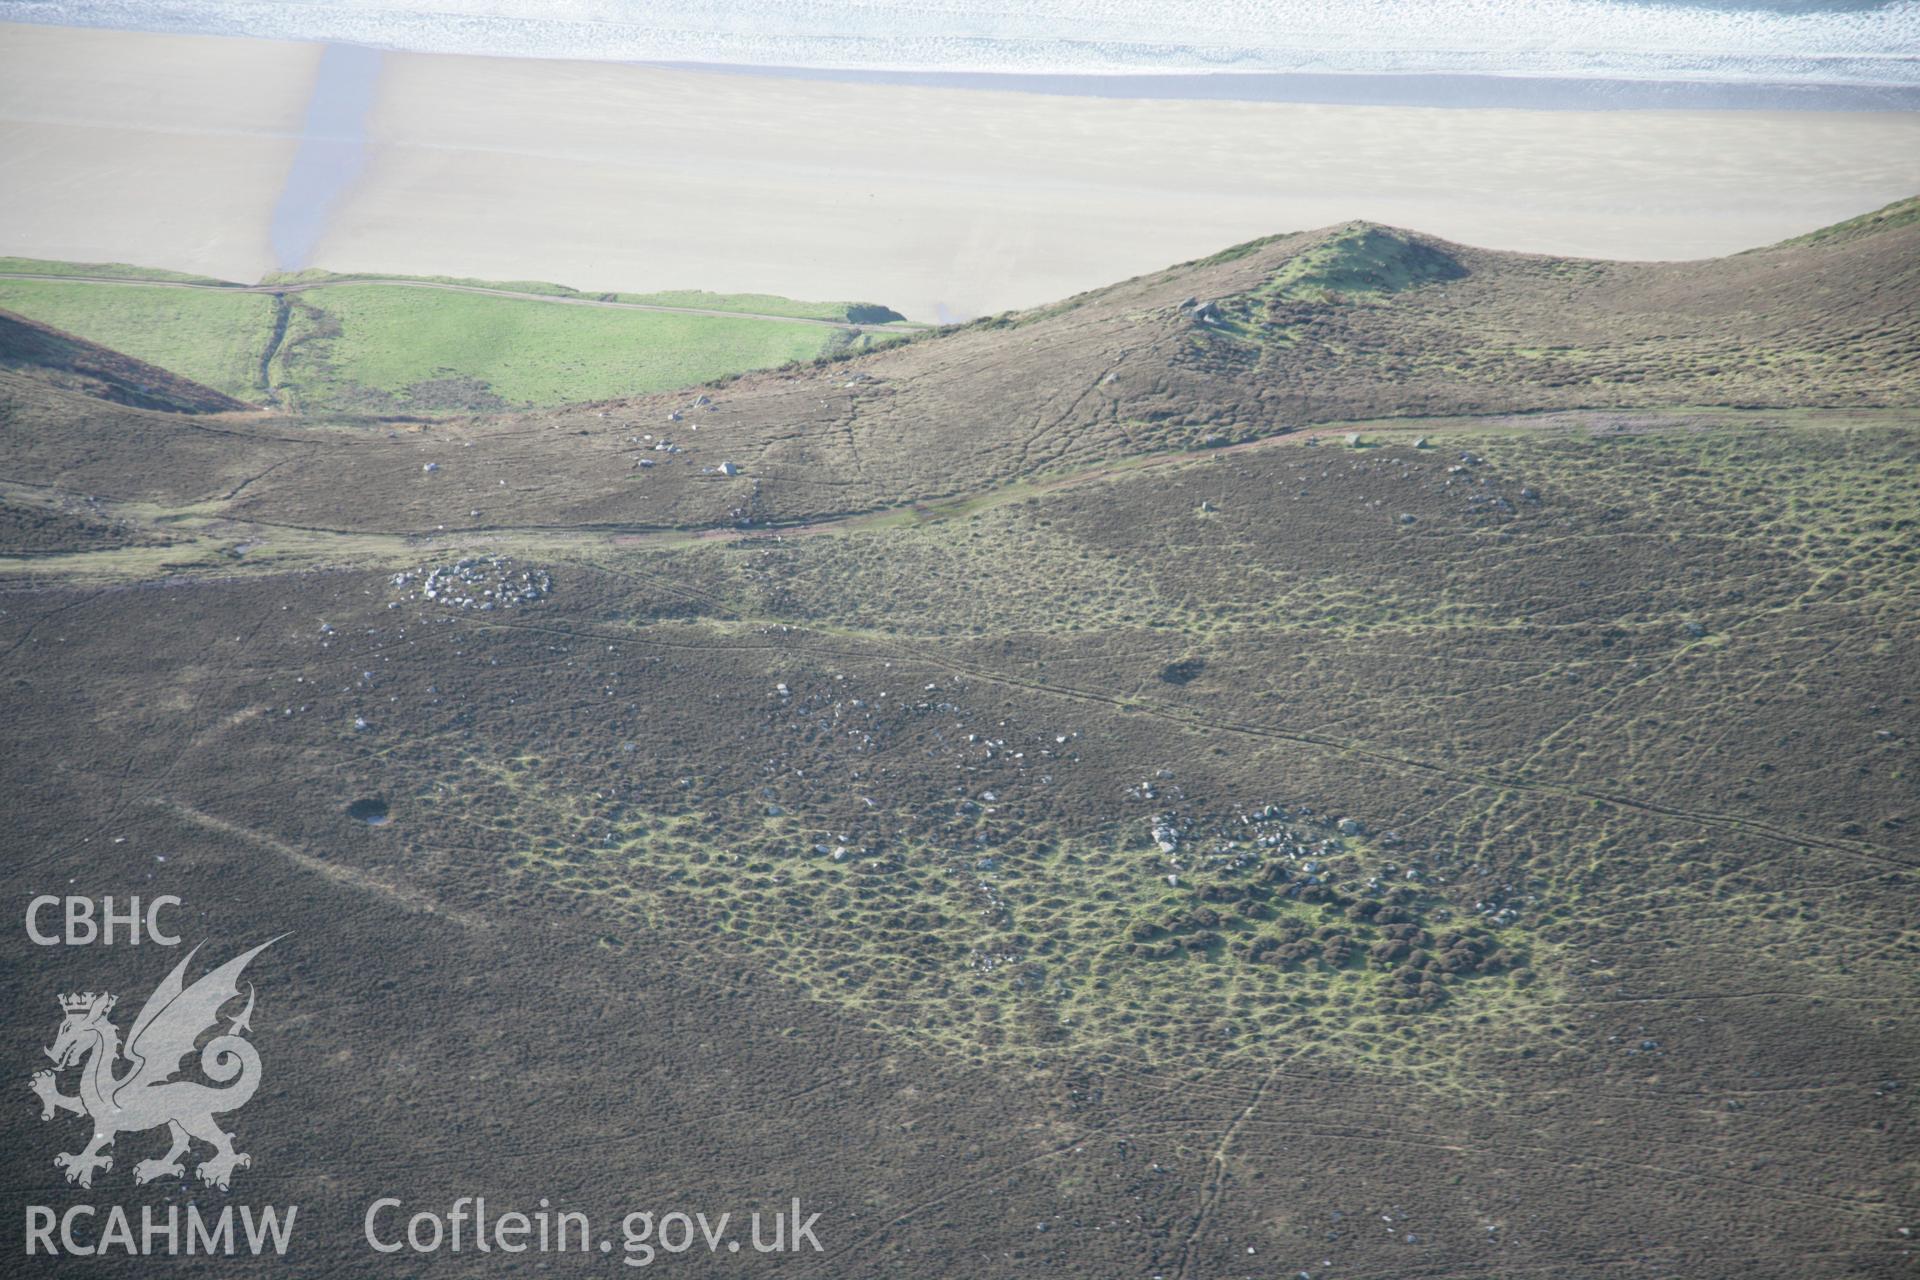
[4, 0, 1916, 89]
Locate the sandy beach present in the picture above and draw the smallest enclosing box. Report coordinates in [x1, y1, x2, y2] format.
[3, 22, 1919, 320]
[0, 26, 317, 283]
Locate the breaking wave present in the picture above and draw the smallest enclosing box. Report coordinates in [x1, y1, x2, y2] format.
[4, 0, 1917, 86]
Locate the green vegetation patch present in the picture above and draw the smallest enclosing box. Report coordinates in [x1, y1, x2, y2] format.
[1189, 232, 1290, 268]
[1264, 225, 1468, 302]
[407, 753, 1541, 1071]
[0, 278, 275, 401]
[0, 266, 896, 413]
[272, 284, 846, 412]
[1768, 194, 1920, 249]
[1199, 225, 1467, 345]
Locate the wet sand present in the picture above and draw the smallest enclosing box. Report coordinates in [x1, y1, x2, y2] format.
[0, 25, 317, 282]
[4, 23, 1919, 320]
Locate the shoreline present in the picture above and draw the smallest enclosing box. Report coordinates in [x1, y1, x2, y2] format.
[641, 62, 1920, 112]
[8, 15, 1917, 111]
[4, 3, 1915, 100]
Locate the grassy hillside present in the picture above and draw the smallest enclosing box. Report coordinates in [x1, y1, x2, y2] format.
[0, 279, 276, 401]
[0, 261, 904, 414]
[1766, 192, 1920, 249]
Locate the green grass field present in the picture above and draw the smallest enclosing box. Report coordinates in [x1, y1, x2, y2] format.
[274, 284, 859, 411]
[0, 259, 907, 414]
[0, 278, 276, 400]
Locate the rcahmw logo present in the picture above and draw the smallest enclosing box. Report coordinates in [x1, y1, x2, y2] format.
[23, 937, 299, 1259]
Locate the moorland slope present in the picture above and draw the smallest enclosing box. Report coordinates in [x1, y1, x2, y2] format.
[0, 202, 1914, 1280]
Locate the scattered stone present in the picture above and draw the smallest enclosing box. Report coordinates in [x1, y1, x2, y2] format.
[397, 557, 552, 610]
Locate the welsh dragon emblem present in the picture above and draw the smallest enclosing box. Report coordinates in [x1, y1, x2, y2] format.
[29, 939, 278, 1190]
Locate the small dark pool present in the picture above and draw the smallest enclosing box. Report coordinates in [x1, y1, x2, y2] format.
[346, 797, 390, 826]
